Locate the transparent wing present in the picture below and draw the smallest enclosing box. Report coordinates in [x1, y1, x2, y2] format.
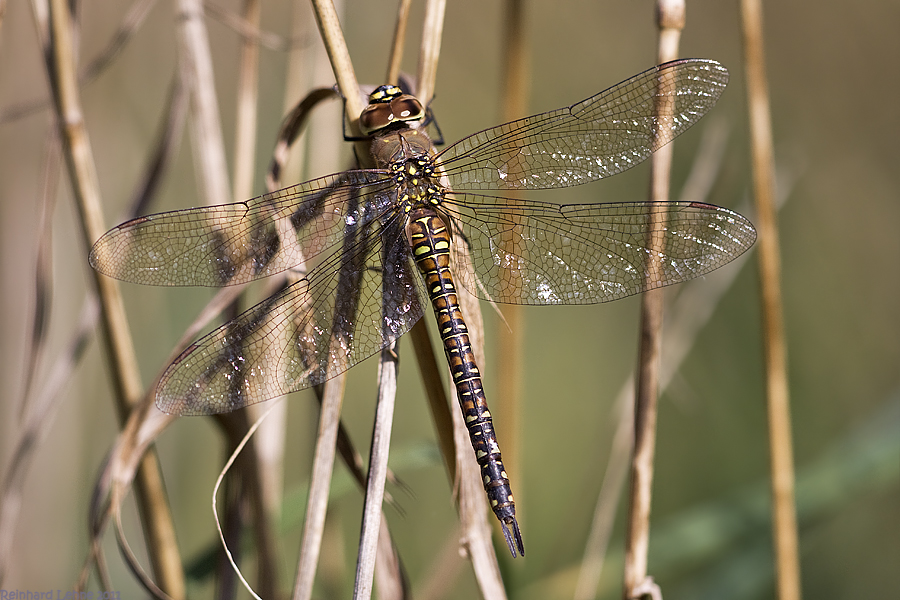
[436, 59, 728, 191]
[89, 170, 394, 287]
[444, 194, 756, 305]
[156, 210, 428, 415]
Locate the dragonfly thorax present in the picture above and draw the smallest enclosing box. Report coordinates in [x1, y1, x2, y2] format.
[391, 157, 444, 212]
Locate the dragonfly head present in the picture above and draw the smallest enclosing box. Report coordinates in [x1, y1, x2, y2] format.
[359, 85, 426, 136]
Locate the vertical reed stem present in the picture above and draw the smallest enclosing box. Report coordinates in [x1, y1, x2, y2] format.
[290, 3, 359, 597]
[740, 1, 802, 599]
[623, 2, 683, 598]
[495, 0, 529, 547]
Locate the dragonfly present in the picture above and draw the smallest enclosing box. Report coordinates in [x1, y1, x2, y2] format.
[90, 58, 756, 558]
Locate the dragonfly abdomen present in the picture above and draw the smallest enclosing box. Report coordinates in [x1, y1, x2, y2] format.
[406, 207, 525, 557]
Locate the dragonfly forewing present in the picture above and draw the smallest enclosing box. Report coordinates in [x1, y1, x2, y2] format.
[435, 59, 728, 191]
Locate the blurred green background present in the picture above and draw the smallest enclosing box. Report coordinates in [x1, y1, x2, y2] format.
[1, 0, 897, 598]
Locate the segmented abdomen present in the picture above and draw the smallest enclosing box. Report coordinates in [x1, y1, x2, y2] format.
[406, 207, 522, 552]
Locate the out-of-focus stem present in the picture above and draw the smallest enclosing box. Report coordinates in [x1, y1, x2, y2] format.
[46, 0, 184, 596]
[495, 0, 529, 543]
[740, 1, 802, 599]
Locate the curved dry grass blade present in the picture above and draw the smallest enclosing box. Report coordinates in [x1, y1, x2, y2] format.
[113, 487, 177, 600]
[740, 1, 801, 599]
[624, 2, 684, 597]
[216, 410, 281, 600]
[82, 398, 177, 598]
[43, 0, 184, 594]
[267, 87, 340, 191]
[83, 274, 272, 595]
[211, 404, 288, 600]
[96, 387, 211, 598]
[87, 280, 260, 505]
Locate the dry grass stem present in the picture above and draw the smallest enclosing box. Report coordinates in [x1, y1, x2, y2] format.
[494, 0, 529, 529]
[291, 371, 347, 600]
[385, 0, 412, 85]
[455, 287, 508, 599]
[576, 121, 734, 600]
[740, 1, 802, 599]
[43, 0, 184, 594]
[623, 1, 683, 598]
[232, 0, 261, 203]
[415, 0, 446, 106]
[229, 4, 286, 589]
[374, 517, 406, 600]
[177, 0, 232, 207]
[264, 80, 410, 597]
[353, 345, 400, 599]
[268, 87, 408, 511]
[83, 277, 275, 594]
[310, 0, 362, 123]
[356, 1, 450, 591]
[410, 0, 509, 582]
[410, 1, 513, 589]
[411, 322, 457, 481]
[291, 3, 365, 597]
